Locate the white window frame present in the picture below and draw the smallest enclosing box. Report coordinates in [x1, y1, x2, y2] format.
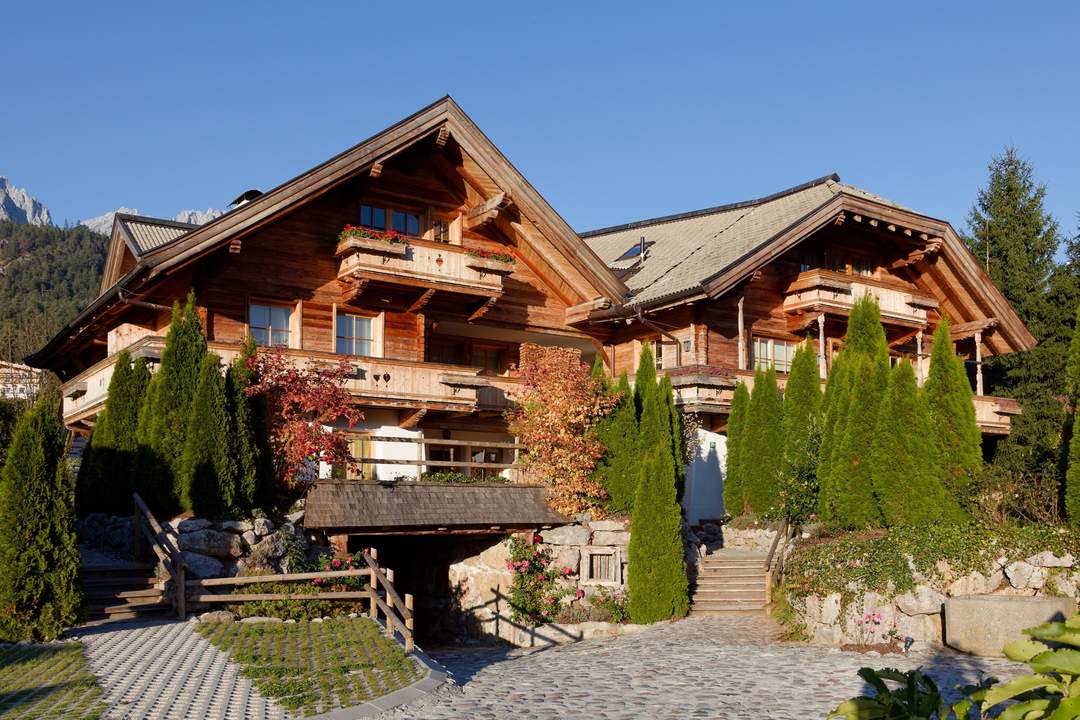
[248, 300, 300, 349]
[751, 336, 797, 373]
[332, 305, 383, 358]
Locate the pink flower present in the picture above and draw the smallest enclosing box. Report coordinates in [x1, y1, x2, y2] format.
[332, 559, 341, 568]
[575, 588, 585, 599]
[563, 567, 573, 575]
[544, 595, 555, 604]
[533, 534, 543, 543]
[872, 612, 882, 624]
[539, 575, 545, 581]
[856, 617, 864, 625]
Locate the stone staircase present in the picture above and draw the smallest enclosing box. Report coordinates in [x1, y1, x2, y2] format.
[81, 561, 172, 624]
[689, 550, 771, 615]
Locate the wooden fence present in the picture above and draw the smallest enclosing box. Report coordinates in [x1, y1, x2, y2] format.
[132, 492, 187, 619]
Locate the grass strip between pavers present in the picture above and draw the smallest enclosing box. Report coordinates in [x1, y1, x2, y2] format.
[0, 642, 107, 719]
[197, 617, 423, 718]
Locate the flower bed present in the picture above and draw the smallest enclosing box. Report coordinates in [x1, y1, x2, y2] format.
[466, 249, 516, 273]
[335, 226, 408, 257]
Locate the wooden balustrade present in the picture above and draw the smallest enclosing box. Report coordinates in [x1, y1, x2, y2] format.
[338, 237, 505, 297]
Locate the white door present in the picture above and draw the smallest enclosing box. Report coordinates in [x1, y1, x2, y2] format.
[682, 428, 726, 524]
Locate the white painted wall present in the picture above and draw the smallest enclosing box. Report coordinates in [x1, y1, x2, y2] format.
[320, 408, 422, 480]
[682, 428, 727, 524]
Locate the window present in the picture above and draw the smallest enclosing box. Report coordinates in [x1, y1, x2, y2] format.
[616, 239, 655, 262]
[392, 210, 421, 236]
[334, 435, 373, 480]
[653, 340, 664, 370]
[432, 219, 451, 243]
[473, 346, 506, 374]
[249, 302, 292, 347]
[336, 312, 375, 356]
[360, 204, 386, 230]
[581, 546, 622, 586]
[752, 337, 798, 373]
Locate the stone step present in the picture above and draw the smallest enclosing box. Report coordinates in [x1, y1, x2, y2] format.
[689, 607, 767, 616]
[80, 574, 159, 588]
[690, 599, 766, 611]
[86, 598, 171, 617]
[80, 561, 155, 574]
[691, 578, 767, 589]
[695, 568, 768, 579]
[84, 605, 172, 622]
[84, 587, 165, 600]
[691, 590, 767, 601]
[698, 558, 768, 566]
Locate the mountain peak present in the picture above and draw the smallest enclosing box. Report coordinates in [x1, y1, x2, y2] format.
[0, 177, 53, 226]
[80, 207, 224, 236]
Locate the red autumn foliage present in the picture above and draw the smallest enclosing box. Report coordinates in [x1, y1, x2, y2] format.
[506, 344, 619, 517]
[245, 348, 362, 492]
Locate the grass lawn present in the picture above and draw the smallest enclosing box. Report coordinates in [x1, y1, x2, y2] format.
[197, 618, 423, 716]
[0, 642, 107, 719]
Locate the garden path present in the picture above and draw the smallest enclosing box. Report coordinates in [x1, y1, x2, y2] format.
[389, 614, 1019, 719]
[74, 619, 287, 720]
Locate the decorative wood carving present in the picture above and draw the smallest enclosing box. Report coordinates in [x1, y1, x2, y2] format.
[370, 162, 383, 178]
[435, 125, 450, 148]
[468, 295, 499, 322]
[408, 288, 435, 313]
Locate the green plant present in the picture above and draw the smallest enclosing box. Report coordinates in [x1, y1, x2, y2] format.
[658, 374, 685, 498]
[505, 535, 571, 626]
[744, 367, 783, 516]
[828, 667, 994, 719]
[596, 373, 639, 513]
[227, 335, 268, 510]
[338, 225, 406, 244]
[590, 586, 629, 624]
[466, 248, 516, 264]
[180, 353, 238, 517]
[725, 381, 751, 516]
[0, 391, 82, 641]
[817, 350, 854, 523]
[779, 342, 822, 522]
[419, 470, 490, 484]
[833, 353, 886, 528]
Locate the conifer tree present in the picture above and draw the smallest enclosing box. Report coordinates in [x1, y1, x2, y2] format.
[845, 295, 890, 365]
[634, 343, 657, 421]
[136, 291, 207, 510]
[743, 368, 784, 515]
[924, 320, 982, 505]
[226, 336, 265, 511]
[626, 448, 689, 624]
[816, 350, 853, 522]
[658, 374, 685, 498]
[724, 382, 750, 516]
[779, 343, 822, 520]
[870, 362, 959, 526]
[0, 392, 81, 641]
[590, 354, 608, 385]
[179, 354, 237, 517]
[832, 352, 886, 528]
[636, 346, 663, 454]
[1066, 306, 1080, 525]
[77, 350, 150, 514]
[598, 373, 639, 513]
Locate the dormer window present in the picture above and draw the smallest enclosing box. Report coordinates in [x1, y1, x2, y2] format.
[616, 238, 654, 262]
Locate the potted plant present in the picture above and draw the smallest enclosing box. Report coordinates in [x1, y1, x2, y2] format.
[466, 248, 516, 274]
[335, 225, 409, 258]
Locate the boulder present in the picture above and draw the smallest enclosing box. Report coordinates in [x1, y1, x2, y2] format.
[592, 531, 631, 546]
[178, 529, 244, 559]
[588, 520, 625, 532]
[946, 596, 1075, 657]
[279, 522, 297, 538]
[240, 616, 284, 624]
[801, 595, 822, 625]
[820, 593, 842, 626]
[199, 610, 236, 623]
[896, 612, 942, 646]
[1006, 560, 1048, 590]
[948, 570, 1004, 597]
[219, 520, 254, 534]
[1027, 551, 1075, 568]
[180, 551, 225, 579]
[177, 518, 213, 533]
[811, 623, 843, 645]
[541, 525, 590, 546]
[248, 532, 286, 565]
[896, 586, 946, 616]
[241, 530, 258, 549]
[1054, 572, 1079, 598]
[553, 547, 580, 575]
[286, 510, 305, 525]
[254, 517, 274, 537]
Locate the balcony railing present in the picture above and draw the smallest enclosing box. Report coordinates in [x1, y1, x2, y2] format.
[336, 237, 508, 297]
[60, 336, 522, 428]
[784, 269, 938, 327]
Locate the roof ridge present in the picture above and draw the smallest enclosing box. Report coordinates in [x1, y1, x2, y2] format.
[579, 173, 840, 238]
[115, 213, 199, 230]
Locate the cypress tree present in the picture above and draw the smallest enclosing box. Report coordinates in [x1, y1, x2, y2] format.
[1066, 307, 1080, 525]
[0, 392, 81, 641]
[626, 448, 689, 624]
[634, 343, 657, 421]
[845, 295, 890, 365]
[658, 374, 685, 499]
[77, 350, 150, 515]
[227, 336, 265, 511]
[179, 354, 237, 517]
[743, 368, 784, 515]
[598, 373, 639, 513]
[924, 319, 982, 505]
[779, 343, 822, 520]
[816, 350, 853, 522]
[724, 382, 750, 517]
[590, 354, 608, 385]
[870, 362, 960, 526]
[636, 345, 663, 454]
[136, 291, 207, 510]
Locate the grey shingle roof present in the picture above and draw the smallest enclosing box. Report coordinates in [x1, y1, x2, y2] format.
[116, 214, 196, 256]
[580, 175, 909, 307]
[304, 482, 568, 531]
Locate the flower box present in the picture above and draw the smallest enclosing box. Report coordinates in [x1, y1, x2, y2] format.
[466, 254, 516, 274]
[335, 235, 408, 258]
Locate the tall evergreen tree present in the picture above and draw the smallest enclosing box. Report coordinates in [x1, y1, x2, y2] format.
[136, 291, 207, 510]
[179, 354, 237, 517]
[0, 392, 81, 641]
[626, 448, 689, 624]
[924, 320, 982, 505]
[590, 354, 608, 385]
[817, 350, 854, 522]
[832, 353, 886, 528]
[77, 350, 150, 514]
[725, 382, 751, 516]
[634, 342, 657, 421]
[636, 346, 663, 455]
[870, 362, 959, 526]
[743, 368, 784, 515]
[598, 373, 640, 513]
[1066, 306, 1080, 525]
[226, 336, 266, 510]
[658, 374, 685, 498]
[779, 343, 822, 520]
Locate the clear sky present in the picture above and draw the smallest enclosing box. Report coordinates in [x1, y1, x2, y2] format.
[3, 2, 1078, 238]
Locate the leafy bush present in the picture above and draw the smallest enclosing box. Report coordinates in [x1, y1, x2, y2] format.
[828, 667, 993, 719]
[419, 471, 491, 484]
[504, 535, 572, 626]
[590, 586, 629, 624]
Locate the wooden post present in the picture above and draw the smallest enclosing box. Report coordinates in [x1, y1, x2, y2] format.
[974, 330, 983, 396]
[175, 562, 186, 621]
[915, 329, 925, 385]
[737, 296, 746, 370]
[385, 567, 395, 638]
[404, 593, 415, 654]
[368, 575, 378, 620]
[329, 534, 349, 557]
[817, 313, 827, 379]
[132, 507, 145, 562]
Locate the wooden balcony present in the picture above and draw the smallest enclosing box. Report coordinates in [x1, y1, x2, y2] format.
[784, 269, 938, 328]
[336, 237, 510, 315]
[60, 336, 522, 430]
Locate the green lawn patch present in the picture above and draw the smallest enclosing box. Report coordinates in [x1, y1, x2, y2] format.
[197, 618, 423, 717]
[0, 642, 107, 719]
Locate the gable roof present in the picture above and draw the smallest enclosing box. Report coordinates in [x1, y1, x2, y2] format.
[581, 175, 1036, 354]
[117, 213, 196, 255]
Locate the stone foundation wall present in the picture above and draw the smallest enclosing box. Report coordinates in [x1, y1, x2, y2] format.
[447, 517, 631, 646]
[791, 551, 1080, 649]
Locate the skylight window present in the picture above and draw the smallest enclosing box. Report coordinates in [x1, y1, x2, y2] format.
[616, 239, 655, 262]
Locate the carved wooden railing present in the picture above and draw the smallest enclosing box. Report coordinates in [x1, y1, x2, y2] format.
[132, 492, 188, 619]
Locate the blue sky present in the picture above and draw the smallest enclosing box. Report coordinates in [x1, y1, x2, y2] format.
[3, 2, 1078, 238]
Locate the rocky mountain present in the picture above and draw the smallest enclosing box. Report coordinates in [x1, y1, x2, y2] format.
[80, 207, 224, 235]
[0, 177, 52, 226]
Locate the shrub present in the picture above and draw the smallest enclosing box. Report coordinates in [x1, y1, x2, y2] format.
[589, 586, 629, 624]
[504, 535, 572, 626]
[832, 353, 886, 528]
[597, 373, 640, 513]
[816, 350, 854, 523]
[179, 354, 238, 517]
[743, 368, 783, 516]
[725, 382, 751, 516]
[924, 319, 982, 506]
[227, 336, 267, 511]
[626, 449, 689, 623]
[779, 343, 821, 520]
[658, 374, 684, 498]
[0, 392, 81, 641]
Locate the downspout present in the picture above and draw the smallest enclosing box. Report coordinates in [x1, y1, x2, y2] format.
[636, 308, 682, 368]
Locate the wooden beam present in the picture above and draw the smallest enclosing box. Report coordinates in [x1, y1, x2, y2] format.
[370, 162, 383, 178]
[435, 125, 450, 148]
[465, 191, 511, 231]
[340, 278, 370, 304]
[468, 295, 499, 322]
[888, 328, 923, 348]
[950, 317, 998, 340]
[228, 239, 242, 254]
[398, 408, 427, 429]
[408, 288, 435, 313]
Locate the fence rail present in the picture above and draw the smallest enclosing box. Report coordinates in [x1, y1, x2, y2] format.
[132, 492, 187, 619]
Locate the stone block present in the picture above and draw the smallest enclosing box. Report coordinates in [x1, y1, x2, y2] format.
[946, 595, 1075, 657]
[177, 518, 213, 533]
[541, 525, 590, 546]
[180, 551, 225, 579]
[286, 510, 305, 525]
[1054, 572, 1079, 598]
[896, 586, 946, 616]
[241, 530, 258, 549]
[240, 616, 284, 624]
[476, 539, 510, 569]
[897, 612, 943, 646]
[249, 532, 286, 563]
[553, 547, 580, 575]
[588, 520, 625, 532]
[801, 595, 822, 625]
[811, 623, 843, 645]
[178, 529, 244, 559]
[592, 531, 630, 546]
[199, 610, 235, 623]
[219, 520, 253, 533]
[820, 593, 842, 625]
[254, 517, 274, 537]
[948, 570, 1004, 597]
[1027, 551, 1075, 568]
[1006, 560, 1048, 590]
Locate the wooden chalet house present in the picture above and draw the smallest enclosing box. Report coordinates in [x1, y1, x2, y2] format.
[578, 176, 1035, 523]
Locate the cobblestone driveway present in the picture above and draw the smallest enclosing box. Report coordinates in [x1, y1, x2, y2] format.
[390, 615, 1018, 720]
